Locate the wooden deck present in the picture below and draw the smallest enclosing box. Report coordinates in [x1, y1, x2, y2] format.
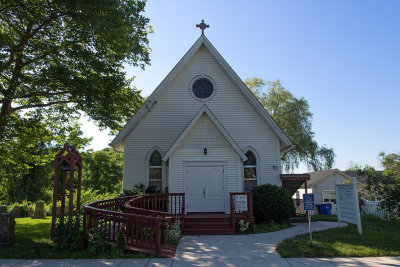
[110, 242, 177, 258]
[83, 193, 254, 257]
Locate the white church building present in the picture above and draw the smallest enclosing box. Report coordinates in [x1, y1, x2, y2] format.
[111, 22, 307, 214]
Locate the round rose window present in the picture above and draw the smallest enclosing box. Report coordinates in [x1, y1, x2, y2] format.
[192, 78, 214, 99]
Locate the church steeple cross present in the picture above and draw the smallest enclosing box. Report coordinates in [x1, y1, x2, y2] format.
[196, 19, 209, 35]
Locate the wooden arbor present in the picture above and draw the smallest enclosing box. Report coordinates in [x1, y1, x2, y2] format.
[50, 144, 83, 239]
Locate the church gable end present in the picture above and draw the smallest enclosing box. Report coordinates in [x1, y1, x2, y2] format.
[111, 35, 291, 152]
[119, 33, 289, 191]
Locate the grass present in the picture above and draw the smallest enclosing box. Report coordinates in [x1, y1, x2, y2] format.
[311, 214, 338, 222]
[0, 217, 148, 259]
[252, 221, 291, 234]
[277, 215, 400, 257]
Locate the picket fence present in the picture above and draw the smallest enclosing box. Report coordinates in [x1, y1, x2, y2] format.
[361, 198, 390, 220]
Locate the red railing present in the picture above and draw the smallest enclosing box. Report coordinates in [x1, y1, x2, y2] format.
[83, 193, 185, 257]
[87, 196, 132, 211]
[126, 193, 185, 228]
[230, 192, 254, 232]
[293, 199, 305, 215]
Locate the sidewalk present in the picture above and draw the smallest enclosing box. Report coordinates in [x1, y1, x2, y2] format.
[1, 222, 399, 266]
[1, 257, 400, 267]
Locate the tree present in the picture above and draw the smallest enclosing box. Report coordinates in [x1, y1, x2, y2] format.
[346, 161, 363, 171]
[0, 0, 150, 137]
[82, 148, 123, 195]
[363, 152, 400, 218]
[0, 110, 91, 203]
[0, 0, 150, 200]
[244, 78, 335, 172]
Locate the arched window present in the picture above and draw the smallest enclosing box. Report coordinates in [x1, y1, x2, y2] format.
[149, 151, 162, 192]
[244, 150, 257, 192]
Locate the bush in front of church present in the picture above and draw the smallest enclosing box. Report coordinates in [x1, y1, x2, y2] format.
[252, 184, 295, 224]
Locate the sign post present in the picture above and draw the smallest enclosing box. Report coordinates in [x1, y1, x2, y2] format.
[303, 193, 315, 246]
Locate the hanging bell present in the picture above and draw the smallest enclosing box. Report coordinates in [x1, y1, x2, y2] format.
[60, 162, 71, 172]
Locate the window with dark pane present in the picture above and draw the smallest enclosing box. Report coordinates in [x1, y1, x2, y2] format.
[149, 151, 162, 192]
[192, 78, 213, 99]
[244, 151, 257, 192]
[244, 151, 256, 166]
[150, 151, 162, 166]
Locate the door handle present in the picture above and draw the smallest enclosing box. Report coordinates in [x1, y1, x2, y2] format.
[203, 189, 205, 197]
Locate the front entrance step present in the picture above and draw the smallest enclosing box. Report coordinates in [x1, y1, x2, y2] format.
[183, 212, 235, 235]
[185, 217, 231, 224]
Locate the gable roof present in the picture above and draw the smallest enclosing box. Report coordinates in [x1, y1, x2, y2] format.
[162, 105, 247, 162]
[307, 169, 352, 187]
[110, 35, 292, 151]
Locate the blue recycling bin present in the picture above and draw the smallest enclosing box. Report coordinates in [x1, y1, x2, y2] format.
[320, 204, 332, 215]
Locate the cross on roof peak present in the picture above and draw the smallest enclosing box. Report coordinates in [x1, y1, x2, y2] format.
[196, 19, 209, 35]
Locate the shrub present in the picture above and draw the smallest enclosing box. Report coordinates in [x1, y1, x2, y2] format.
[120, 183, 157, 197]
[116, 231, 126, 256]
[6, 200, 35, 217]
[166, 219, 181, 245]
[237, 219, 250, 234]
[54, 214, 88, 251]
[252, 184, 295, 224]
[87, 217, 110, 254]
[80, 188, 119, 206]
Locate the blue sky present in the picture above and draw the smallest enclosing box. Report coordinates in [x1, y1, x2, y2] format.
[82, 0, 400, 172]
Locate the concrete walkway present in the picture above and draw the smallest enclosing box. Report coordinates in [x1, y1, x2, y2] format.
[1, 222, 400, 266]
[175, 221, 347, 262]
[1, 257, 400, 267]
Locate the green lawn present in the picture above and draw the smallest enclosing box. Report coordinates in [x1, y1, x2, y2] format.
[252, 222, 291, 234]
[0, 217, 148, 259]
[277, 215, 400, 257]
[311, 214, 338, 222]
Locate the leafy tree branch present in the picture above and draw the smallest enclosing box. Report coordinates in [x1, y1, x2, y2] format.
[245, 77, 335, 172]
[0, 0, 151, 136]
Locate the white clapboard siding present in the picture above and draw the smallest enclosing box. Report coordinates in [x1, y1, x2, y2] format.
[169, 114, 240, 214]
[123, 45, 280, 190]
[313, 173, 347, 206]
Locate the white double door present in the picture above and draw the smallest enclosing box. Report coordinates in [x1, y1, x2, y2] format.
[186, 166, 225, 212]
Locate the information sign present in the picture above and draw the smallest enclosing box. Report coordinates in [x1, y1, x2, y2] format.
[303, 193, 314, 246]
[234, 195, 248, 213]
[335, 177, 362, 235]
[303, 193, 315, 211]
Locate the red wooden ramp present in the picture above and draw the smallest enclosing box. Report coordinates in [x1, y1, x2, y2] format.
[182, 212, 235, 235]
[124, 243, 176, 258]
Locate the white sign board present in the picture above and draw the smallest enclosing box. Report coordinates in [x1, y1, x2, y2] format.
[335, 177, 362, 234]
[234, 195, 248, 213]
